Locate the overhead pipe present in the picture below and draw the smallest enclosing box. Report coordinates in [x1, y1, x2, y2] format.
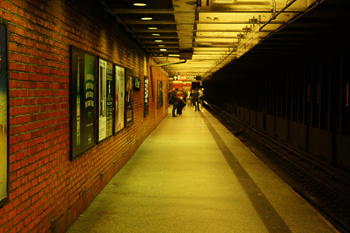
[260, 0, 298, 31]
[261, 0, 326, 41]
[204, 0, 325, 79]
[202, 47, 237, 78]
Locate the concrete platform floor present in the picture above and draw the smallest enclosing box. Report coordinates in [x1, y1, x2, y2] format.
[66, 105, 338, 233]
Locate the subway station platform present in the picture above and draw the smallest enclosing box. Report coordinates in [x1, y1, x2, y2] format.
[66, 105, 338, 233]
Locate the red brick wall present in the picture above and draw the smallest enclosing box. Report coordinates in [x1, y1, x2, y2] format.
[0, 0, 168, 232]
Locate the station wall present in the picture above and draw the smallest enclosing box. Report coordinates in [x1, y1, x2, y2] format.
[0, 0, 168, 232]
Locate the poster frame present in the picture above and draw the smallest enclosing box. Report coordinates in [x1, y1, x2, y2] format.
[114, 65, 125, 135]
[69, 46, 97, 160]
[125, 68, 134, 128]
[0, 17, 9, 207]
[144, 76, 149, 118]
[157, 80, 163, 109]
[97, 57, 114, 143]
[134, 77, 141, 91]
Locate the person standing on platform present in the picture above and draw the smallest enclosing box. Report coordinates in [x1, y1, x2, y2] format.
[181, 88, 187, 103]
[198, 88, 203, 108]
[190, 89, 194, 107]
[176, 89, 186, 115]
[169, 88, 179, 117]
[192, 88, 200, 111]
[187, 90, 192, 106]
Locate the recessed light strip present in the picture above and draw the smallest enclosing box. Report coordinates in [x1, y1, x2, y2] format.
[133, 0, 147, 6]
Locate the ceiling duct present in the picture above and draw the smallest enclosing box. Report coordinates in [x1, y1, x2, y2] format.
[180, 50, 193, 60]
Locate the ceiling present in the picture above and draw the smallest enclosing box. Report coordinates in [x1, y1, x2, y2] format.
[99, 0, 350, 80]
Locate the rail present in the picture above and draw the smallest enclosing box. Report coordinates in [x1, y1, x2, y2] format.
[204, 101, 350, 233]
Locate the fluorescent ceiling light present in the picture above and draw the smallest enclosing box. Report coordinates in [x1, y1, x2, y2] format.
[141, 17, 152, 20]
[148, 27, 158, 30]
[134, 3, 147, 6]
[152, 33, 160, 36]
[160, 49, 167, 51]
[155, 40, 163, 42]
[133, 0, 147, 6]
[158, 45, 165, 47]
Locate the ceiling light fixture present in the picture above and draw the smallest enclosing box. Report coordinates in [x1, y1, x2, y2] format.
[152, 33, 160, 36]
[158, 45, 165, 47]
[160, 49, 167, 51]
[133, 0, 147, 7]
[155, 40, 163, 42]
[141, 17, 153, 20]
[148, 27, 158, 30]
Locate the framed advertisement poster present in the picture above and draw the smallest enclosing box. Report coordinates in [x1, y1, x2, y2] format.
[125, 68, 134, 127]
[98, 58, 114, 142]
[70, 46, 96, 160]
[134, 77, 141, 91]
[144, 76, 149, 117]
[157, 81, 163, 109]
[115, 65, 125, 133]
[0, 18, 8, 207]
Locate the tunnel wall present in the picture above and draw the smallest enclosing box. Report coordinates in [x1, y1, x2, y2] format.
[0, 0, 169, 232]
[205, 50, 350, 173]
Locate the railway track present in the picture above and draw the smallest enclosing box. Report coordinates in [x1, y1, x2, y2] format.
[204, 102, 350, 233]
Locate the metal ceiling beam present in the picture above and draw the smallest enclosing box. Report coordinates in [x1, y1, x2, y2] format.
[196, 20, 286, 24]
[132, 29, 178, 33]
[114, 9, 197, 14]
[139, 36, 179, 39]
[122, 20, 177, 25]
[144, 41, 180, 45]
[195, 45, 238, 48]
[166, 68, 213, 71]
[196, 36, 239, 38]
[149, 50, 180, 52]
[113, 9, 174, 14]
[194, 50, 237, 53]
[195, 29, 275, 32]
[147, 45, 180, 48]
[198, 9, 305, 13]
[98, 0, 151, 53]
[123, 21, 197, 26]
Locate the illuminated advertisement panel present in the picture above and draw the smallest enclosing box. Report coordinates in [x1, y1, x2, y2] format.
[125, 68, 134, 127]
[98, 58, 114, 142]
[115, 65, 125, 133]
